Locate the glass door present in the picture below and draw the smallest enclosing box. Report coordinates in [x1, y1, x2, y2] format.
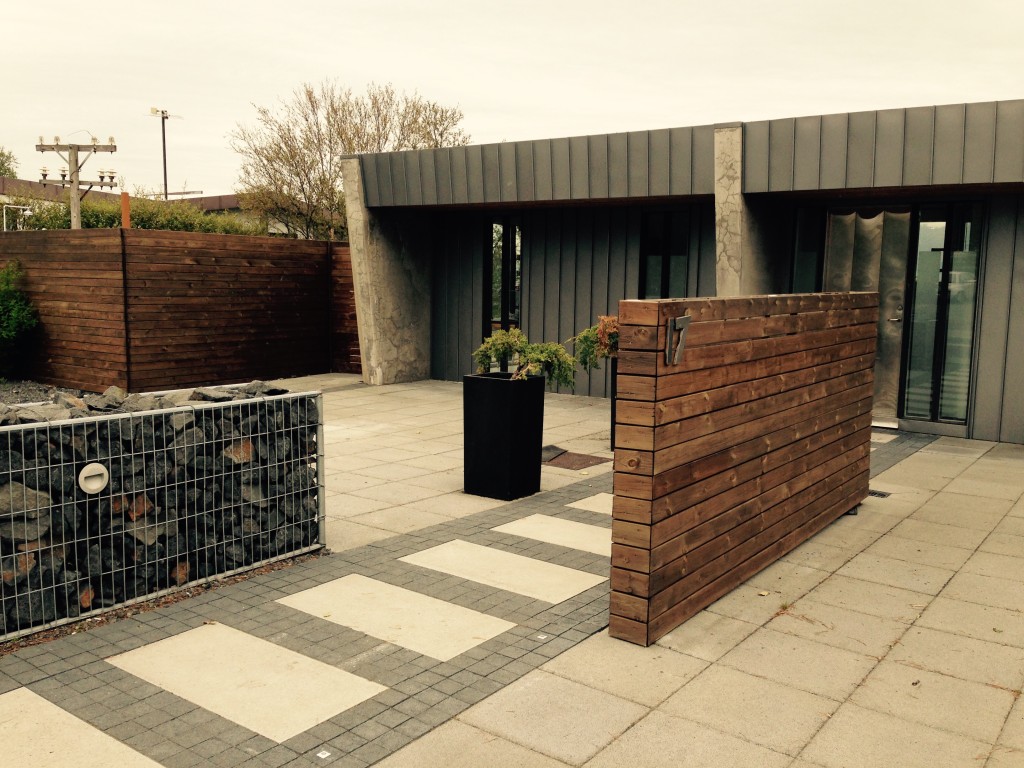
[900, 205, 981, 424]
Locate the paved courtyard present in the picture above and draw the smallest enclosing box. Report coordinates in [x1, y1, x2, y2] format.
[1, 374, 1022, 767]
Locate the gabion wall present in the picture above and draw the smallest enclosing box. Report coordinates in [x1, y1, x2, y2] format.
[0, 393, 324, 641]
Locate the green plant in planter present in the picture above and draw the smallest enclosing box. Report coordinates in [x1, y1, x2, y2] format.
[0, 260, 39, 377]
[473, 328, 576, 389]
[571, 315, 619, 373]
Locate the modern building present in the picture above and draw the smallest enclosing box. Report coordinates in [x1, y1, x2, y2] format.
[345, 99, 1020, 445]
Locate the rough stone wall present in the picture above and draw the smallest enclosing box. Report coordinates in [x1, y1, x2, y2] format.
[0, 389, 323, 640]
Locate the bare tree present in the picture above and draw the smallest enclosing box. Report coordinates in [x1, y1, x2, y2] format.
[231, 82, 470, 240]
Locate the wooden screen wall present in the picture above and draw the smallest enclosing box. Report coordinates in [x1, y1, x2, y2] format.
[2, 230, 128, 391]
[610, 292, 879, 646]
[2, 230, 359, 392]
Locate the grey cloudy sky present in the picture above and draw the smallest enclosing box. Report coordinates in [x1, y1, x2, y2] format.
[4, 0, 1022, 196]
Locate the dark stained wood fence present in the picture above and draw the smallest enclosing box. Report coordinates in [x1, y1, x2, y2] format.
[610, 292, 878, 646]
[1, 230, 359, 392]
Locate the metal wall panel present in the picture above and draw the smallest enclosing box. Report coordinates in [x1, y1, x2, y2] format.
[692, 126, 716, 194]
[533, 140, 553, 201]
[743, 121, 770, 193]
[362, 156, 381, 206]
[793, 116, 821, 191]
[649, 129, 671, 197]
[559, 210, 579, 371]
[627, 131, 650, 198]
[994, 100, 1024, 183]
[903, 107, 935, 186]
[405, 152, 423, 206]
[499, 143, 518, 202]
[819, 112, 849, 189]
[391, 153, 408, 206]
[435, 148, 453, 205]
[669, 127, 693, 195]
[846, 110, 875, 188]
[450, 147, 470, 204]
[933, 103, 966, 185]
[589, 134, 610, 199]
[697, 203, 717, 297]
[1002, 197, 1024, 443]
[542, 210, 562, 342]
[419, 151, 437, 206]
[570, 136, 590, 199]
[607, 133, 628, 198]
[963, 102, 997, 184]
[873, 109, 905, 188]
[551, 138, 572, 200]
[466, 145, 484, 204]
[482, 145, 501, 203]
[376, 154, 394, 206]
[768, 118, 795, 192]
[516, 142, 535, 201]
[972, 196, 1016, 440]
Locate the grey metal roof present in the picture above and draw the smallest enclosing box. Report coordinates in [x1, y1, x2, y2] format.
[357, 99, 1024, 207]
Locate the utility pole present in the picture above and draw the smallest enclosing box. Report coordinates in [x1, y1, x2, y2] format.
[150, 108, 182, 201]
[36, 136, 118, 229]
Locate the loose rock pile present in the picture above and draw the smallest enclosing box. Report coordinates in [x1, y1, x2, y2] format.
[0, 382, 322, 638]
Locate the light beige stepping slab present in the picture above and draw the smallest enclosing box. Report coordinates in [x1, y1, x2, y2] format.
[108, 622, 385, 742]
[399, 539, 606, 603]
[492, 514, 611, 556]
[277, 574, 514, 661]
[0, 687, 162, 767]
[566, 492, 614, 514]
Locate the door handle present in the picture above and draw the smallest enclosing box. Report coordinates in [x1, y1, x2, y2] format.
[887, 317, 902, 322]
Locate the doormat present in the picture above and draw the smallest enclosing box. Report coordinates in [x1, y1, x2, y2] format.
[541, 445, 567, 462]
[544, 451, 611, 471]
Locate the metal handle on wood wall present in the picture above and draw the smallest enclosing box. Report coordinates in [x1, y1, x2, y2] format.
[665, 315, 691, 365]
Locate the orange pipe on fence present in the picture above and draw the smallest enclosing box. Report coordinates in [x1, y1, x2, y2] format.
[120, 192, 131, 228]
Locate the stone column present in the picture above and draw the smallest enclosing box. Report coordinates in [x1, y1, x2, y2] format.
[341, 158, 431, 385]
[713, 125, 772, 296]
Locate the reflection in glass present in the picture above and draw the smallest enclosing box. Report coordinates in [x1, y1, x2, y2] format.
[903, 221, 945, 420]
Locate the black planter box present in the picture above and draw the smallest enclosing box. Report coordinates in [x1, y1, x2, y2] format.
[463, 372, 545, 500]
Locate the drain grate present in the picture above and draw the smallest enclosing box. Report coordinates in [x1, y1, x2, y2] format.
[867, 489, 891, 498]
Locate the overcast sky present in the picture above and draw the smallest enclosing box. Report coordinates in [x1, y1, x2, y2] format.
[4, 0, 1022, 196]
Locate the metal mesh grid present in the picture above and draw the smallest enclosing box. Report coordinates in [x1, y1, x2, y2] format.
[0, 392, 324, 641]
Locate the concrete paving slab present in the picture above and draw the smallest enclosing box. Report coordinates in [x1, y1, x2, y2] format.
[987, 746, 1024, 767]
[324, 518, 397, 551]
[851, 660, 1015, 743]
[403, 492, 508, 518]
[997, 516, 1024, 536]
[806, 523, 884, 551]
[887, 626, 1024, 689]
[656, 610, 760, 662]
[917, 596, 1024, 648]
[324, 492, 390, 517]
[944, 476, 1024, 501]
[836, 551, 955, 595]
[889, 517, 989, 550]
[108, 623, 387, 742]
[0, 687, 163, 767]
[566, 492, 614, 515]
[584, 709, 791, 768]
[911, 492, 1013, 529]
[541, 630, 707, 706]
[802, 702, 992, 768]
[349, 482, 448, 505]
[802, 577, 933, 626]
[768, 598, 909, 656]
[348, 506, 453, 534]
[276, 574, 515, 662]
[865, 532, 974, 570]
[1001, 698, 1024, 752]
[374, 720, 570, 767]
[493, 514, 612, 556]
[781, 539, 858, 572]
[942, 571, 1024, 613]
[720, 628, 877, 701]
[661, 664, 839, 755]
[980, 531, 1024, 557]
[962, 551, 1024, 583]
[459, 670, 645, 765]
[399, 539, 606, 604]
[745, 560, 830, 596]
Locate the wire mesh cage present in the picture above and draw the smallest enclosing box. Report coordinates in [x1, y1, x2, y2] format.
[0, 392, 324, 641]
